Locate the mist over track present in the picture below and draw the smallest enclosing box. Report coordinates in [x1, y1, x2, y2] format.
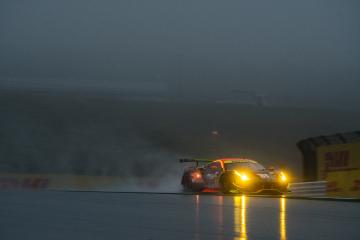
[1, 89, 359, 184]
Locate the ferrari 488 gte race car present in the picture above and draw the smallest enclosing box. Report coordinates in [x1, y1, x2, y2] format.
[180, 158, 289, 194]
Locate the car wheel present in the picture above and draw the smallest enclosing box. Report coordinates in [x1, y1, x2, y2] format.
[220, 173, 236, 194]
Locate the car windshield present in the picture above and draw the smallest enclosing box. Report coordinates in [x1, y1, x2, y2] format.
[225, 161, 265, 172]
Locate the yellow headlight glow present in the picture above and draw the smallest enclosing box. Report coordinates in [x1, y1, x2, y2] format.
[234, 171, 250, 181]
[280, 172, 287, 182]
[241, 174, 249, 181]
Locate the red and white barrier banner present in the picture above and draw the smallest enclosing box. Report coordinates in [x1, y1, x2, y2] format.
[0, 174, 125, 191]
[0, 176, 50, 189]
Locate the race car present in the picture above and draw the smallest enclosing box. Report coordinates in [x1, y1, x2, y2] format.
[180, 158, 289, 194]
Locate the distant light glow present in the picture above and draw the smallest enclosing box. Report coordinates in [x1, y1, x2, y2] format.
[211, 130, 219, 136]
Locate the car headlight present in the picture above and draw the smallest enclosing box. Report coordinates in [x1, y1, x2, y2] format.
[191, 172, 202, 180]
[234, 171, 250, 181]
[280, 172, 287, 182]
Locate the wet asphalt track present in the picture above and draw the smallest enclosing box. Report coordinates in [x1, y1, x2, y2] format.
[0, 191, 359, 240]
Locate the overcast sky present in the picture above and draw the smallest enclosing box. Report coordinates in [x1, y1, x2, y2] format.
[0, 0, 359, 107]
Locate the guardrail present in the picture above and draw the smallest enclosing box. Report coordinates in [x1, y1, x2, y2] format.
[288, 181, 327, 197]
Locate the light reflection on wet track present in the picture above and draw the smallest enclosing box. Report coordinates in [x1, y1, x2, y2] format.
[0, 191, 359, 240]
[233, 195, 247, 240]
[280, 197, 286, 240]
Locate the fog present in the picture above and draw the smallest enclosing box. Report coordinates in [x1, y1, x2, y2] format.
[1, 92, 360, 181]
[1, 0, 360, 110]
[0, 1, 360, 189]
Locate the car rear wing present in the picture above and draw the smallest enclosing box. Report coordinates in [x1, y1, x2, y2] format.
[179, 158, 212, 167]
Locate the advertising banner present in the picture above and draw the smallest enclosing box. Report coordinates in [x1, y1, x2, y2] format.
[317, 142, 360, 198]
